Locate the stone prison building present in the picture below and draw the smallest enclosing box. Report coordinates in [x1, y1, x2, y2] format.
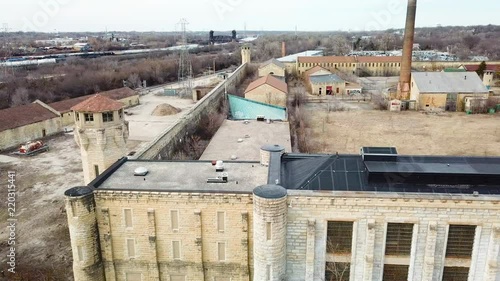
[65, 146, 500, 281]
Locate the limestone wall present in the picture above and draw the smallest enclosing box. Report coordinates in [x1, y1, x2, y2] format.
[94, 190, 254, 281]
[284, 190, 500, 281]
[65, 192, 105, 281]
[134, 63, 248, 160]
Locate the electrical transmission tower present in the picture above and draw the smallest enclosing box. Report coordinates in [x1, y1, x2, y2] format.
[177, 18, 193, 98]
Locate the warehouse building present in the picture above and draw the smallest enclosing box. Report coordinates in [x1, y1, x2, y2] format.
[0, 101, 62, 151]
[410, 72, 489, 111]
[65, 146, 500, 281]
[460, 64, 499, 89]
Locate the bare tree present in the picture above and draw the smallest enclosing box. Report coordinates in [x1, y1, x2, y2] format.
[10, 87, 30, 107]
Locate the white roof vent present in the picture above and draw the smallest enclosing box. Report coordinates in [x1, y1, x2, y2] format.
[231, 155, 238, 160]
[134, 167, 149, 176]
[215, 160, 224, 172]
[238, 138, 244, 143]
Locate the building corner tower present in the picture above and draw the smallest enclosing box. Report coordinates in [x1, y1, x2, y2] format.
[253, 184, 288, 281]
[64, 186, 105, 281]
[71, 94, 128, 184]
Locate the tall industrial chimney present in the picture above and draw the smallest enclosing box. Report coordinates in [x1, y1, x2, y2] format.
[397, 0, 417, 100]
[282, 42, 286, 57]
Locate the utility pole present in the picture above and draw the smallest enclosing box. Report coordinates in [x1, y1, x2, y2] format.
[177, 18, 193, 98]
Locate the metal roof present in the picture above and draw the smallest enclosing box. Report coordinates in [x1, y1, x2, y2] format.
[309, 74, 344, 84]
[277, 50, 323, 63]
[412, 72, 488, 93]
[260, 58, 286, 69]
[280, 153, 500, 194]
[228, 95, 287, 120]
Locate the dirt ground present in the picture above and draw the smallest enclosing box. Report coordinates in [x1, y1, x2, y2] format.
[303, 105, 500, 156]
[0, 134, 83, 280]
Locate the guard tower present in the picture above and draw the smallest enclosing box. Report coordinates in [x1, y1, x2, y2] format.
[64, 186, 105, 281]
[241, 44, 251, 65]
[71, 94, 128, 184]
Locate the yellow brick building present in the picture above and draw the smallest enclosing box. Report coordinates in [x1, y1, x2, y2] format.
[258, 59, 286, 77]
[244, 75, 288, 107]
[410, 72, 489, 111]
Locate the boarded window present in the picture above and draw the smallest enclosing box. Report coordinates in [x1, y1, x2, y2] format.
[126, 273, 142, 281]
[327, 221, 354, 254]
[382, 265, 409, 281]
[172, 241, 181, 260]
[442, 267, 469, 281]
[266, 222, 272, 241]
[385, 223, 414, 255]
[77, 245, 84, 262]
[217, 211, 225, 232]
[127, 239, 136, 257]
[76, 113, 80, 121]
[94, 165, 100, 177]
[170, 276, 185, 281]
[446, 225, 476, 258]
[325, 262, 350, 281]
[124, 209, 133, 228]
[171, 210, 179, 231]
[218, 242, 226, 261]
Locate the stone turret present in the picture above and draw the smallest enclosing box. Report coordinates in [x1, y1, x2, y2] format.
[241, 45, 251, 65]
[64, 186, 105, 281]
[71, 94, 128, 184]
[253, 184, 288, 281]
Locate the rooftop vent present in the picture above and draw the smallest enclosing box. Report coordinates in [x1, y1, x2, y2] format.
[134, 167, 149, 176]
[215, 160, 224, 172]
[207, 172, 228, 183]
[361, 147, 398, 162]
[257, 115, 265, 121]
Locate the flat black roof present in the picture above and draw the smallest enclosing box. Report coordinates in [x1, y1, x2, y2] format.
[280, 154, 500, 195]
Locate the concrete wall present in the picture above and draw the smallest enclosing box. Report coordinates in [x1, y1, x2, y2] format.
[134, 63, 248, 160]
[258, 64, 285, 77]
[245, 84, 287, 107]
[285, 190, 500, 281]
[94, 190, 254, 281]
[0, 117, 62, 151]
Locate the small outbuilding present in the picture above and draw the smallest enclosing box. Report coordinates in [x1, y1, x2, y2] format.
[410, 72, 489, 111]
[245, 75, 288, 107]
[258, 59, 286, 77]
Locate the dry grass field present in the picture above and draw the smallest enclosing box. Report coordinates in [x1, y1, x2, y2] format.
[303, 105, 500, 156]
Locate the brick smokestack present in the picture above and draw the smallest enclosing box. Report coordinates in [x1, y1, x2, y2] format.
[397, 0, 417, 100]
[282, 41, 286, 57]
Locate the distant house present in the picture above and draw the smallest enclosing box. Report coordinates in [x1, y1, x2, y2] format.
[0, 102, 62, 151]
[73, 42, 91, 51]
[258, 59, 286, 77]
[244, 75, 288, 107]
[410, 72, 489, 111]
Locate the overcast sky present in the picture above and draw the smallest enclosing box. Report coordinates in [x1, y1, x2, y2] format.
[3, 0, 500, 33]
